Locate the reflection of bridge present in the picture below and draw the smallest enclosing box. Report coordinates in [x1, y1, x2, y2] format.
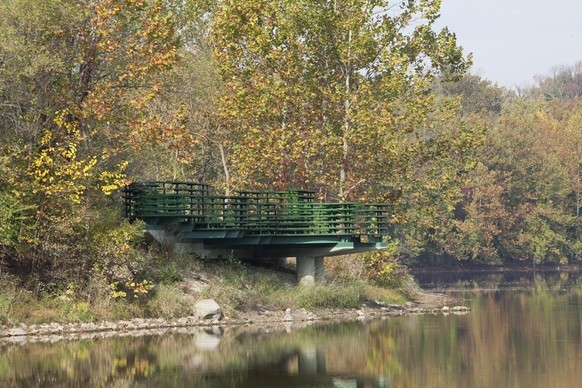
[125, 181, 391, 285]
[181, 329, 387, 388]
[202, 344, 388, 388]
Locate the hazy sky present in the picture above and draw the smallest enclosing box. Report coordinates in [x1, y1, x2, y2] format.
[435, 0, 582, 89]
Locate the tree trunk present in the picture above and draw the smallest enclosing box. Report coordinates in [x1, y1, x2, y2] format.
[219, 143, 230, 196]
[339, 29, 352, 202]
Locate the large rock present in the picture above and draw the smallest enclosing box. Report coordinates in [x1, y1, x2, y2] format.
[7, 327, 27, 337]
[194, 329, 222, 350]
[194, 299, 223, 320]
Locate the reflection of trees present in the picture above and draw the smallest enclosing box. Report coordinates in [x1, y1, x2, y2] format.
[2, 285, 582, 387]
[383, 288, 582, 387]
[0, 338, 166, 386]
[415, 270, 582, 293]
[0, 324, 394, 387]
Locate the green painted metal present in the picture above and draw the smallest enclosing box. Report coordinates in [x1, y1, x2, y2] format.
[124, 181, 391, 240]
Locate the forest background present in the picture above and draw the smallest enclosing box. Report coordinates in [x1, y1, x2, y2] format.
[0, 0, 580, 318]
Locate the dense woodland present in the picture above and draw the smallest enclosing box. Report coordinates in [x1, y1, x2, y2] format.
[0, 0, 580, 295]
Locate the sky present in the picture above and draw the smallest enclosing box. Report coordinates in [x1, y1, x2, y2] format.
[435, 0, 582, 89]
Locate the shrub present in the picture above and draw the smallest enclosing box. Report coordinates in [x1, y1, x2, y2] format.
[0, 277, 15, 325]
[147, 284, 196, 318]
[362, 243, 411, 290]
[0, 191, 29, 248]
[90, 213, 148, 285]
[295, 282, 363, 309]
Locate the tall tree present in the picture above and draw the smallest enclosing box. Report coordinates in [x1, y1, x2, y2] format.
[212, 0, 472, 201]
[1, 0, 180, 212]
[532, 61, 582, 100]
[139, 0, 226, 184]
[0, 0, 181, 280]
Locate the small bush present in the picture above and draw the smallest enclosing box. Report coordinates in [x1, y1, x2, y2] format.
[362, 284, 407, 305]
[0, 190, 31, 248]
[0, 275, 21, 324]
[0, 294, 11, 325]
[147, 284, 196, 318]
[295, 282, 363, 309]
[149, 250, 202, 285]
[198, 259, 287, 315]
[89, 213, 149, 286]
[52, 296, 94, 323]
[325, 254, 364, 280]
[363, 247, 411, 290]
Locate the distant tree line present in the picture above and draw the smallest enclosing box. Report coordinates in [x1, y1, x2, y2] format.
[412, 70, 581, 266]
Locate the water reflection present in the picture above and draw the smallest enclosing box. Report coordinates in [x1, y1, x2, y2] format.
[2, 276, 582, 387]
[414, 268, 581, 292]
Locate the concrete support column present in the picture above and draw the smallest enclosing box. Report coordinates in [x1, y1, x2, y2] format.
[314, 257, 325, 283]
[316, 349, 326, 374]
[296, 257, 315, 286]
[298, 346, 318, 376]
[298, 346, 326, 376]
[297, 256, 326, 286]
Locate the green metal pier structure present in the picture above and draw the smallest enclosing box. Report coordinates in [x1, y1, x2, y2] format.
[124, 181, 391, 285]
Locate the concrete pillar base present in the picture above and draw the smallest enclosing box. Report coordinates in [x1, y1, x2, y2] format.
[297, 257, 325, 286]
[296, 257, 315, 286]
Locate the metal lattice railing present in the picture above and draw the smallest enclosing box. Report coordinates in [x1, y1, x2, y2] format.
[124, 182, 391, 238]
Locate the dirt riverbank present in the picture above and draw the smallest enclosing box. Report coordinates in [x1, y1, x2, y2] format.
[0, 289, 467, 345]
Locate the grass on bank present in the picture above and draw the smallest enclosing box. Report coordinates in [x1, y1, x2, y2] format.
[198, 258, 406, 317]
[0, 254, 409, 326]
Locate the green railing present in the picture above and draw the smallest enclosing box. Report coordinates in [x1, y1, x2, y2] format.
[124, 182, 391, 238]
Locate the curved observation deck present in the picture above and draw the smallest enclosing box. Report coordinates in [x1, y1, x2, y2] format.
[124, 181, 392, 284]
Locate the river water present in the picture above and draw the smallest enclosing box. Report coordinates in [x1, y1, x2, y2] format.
[2, 271, 582, 387]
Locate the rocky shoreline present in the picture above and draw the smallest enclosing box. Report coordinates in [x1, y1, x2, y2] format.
[0, 294, 470, 345]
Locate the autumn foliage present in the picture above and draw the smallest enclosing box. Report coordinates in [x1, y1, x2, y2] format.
[0, 0, 580, 294]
